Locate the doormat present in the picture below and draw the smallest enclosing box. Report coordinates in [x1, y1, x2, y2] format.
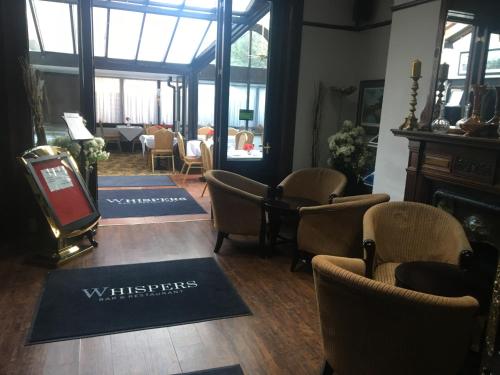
[174, 365, 244, 375]
[98, 188, 206, 218]
[98, 175, 175, 187]
[28, 258, 251, 344]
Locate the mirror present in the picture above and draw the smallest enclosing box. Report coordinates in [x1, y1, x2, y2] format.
[426, 0, 500, 135]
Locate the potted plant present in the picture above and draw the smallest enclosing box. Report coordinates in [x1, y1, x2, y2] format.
[327, 120, 374, 195]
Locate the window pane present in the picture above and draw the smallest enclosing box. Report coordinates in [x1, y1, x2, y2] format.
[34, 0, 74, 53]
[72, 5, 78, 53]
[198, 82, 215, 126]
[108, 10, 143, 59]
[233, 0, 253, 13]
[185, 0, 217, 9]
[230, 32, 250, 67]
[95, 77, 121, 123]
[150, 0, 184, 6]
[165, 18, 209, 64]
[160, 82, 174, 125]
[123, 80, 158, 123]
[26, 0, 40, 52]
[93, 7, 107, 57]
[196, 22, 217, 57]
[138, 14, 177, 62]
[250, 31, 268, 68]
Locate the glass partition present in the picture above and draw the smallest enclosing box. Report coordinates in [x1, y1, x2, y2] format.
[226, 8, 270, 160]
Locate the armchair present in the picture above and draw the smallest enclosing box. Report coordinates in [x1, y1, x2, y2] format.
[363, 201, 473, 283]
[278, 168, 347, 205]
[205, 170, 269, 255]
[295, 194, 390, 271]
[313, 255, 478, 375]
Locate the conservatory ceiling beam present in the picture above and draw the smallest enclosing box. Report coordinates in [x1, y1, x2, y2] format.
[44, 0, 250, 23]
[29, 52, 191, 75]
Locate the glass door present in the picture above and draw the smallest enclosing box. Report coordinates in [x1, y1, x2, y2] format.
[214, 0, 275, 182]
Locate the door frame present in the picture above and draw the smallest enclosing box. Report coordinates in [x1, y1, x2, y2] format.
[213, 0, 304, 186]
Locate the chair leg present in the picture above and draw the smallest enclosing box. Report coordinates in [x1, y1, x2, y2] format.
[290, 251, 300, 272]
[184, 164, 191, 184]
[201, 183, 207, 197]
[171, 155, 176, 174]
[214, 231, 225, 253]
[117, 141, 122, 152]
[151, 153, 155, 173]
[321, 361, 333, 375]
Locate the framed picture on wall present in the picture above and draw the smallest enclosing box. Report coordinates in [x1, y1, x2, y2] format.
[356, 80, 385, 127]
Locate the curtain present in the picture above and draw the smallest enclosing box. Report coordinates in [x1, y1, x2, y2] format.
[95, 77, 121, 123]
[123, 79, 157, 124]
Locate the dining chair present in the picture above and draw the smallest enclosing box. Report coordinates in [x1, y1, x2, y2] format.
[176, 132, 203, 183]
[228, 127, 238, 136]
[313, 254, 478, 375]
[97, 121, 121, 152]
[151, 129, 175, 174]
[235, 130, 254, 149]
[200, 140, 213, 197]
[197, 126, 214, 140]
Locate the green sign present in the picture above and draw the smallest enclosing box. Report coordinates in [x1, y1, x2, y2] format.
[239, 109, 254, 121]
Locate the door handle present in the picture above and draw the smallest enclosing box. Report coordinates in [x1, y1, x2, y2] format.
[263, 142, 271, 155]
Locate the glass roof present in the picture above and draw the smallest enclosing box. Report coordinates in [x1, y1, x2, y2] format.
[27, 0, 267, 68]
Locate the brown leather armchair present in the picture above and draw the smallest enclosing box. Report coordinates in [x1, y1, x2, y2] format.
[205, 170, 269, 255]
[363, 201, 473, 284]
[278, 168, 347, 205]
[294, 194, 390, 271]
[313, 255, 478, 375]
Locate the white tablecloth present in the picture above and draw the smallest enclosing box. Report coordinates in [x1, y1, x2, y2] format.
[227, 149, 263, 159]
[140, 135, 244, 158]
[116, 125, 143, 141]
[139, 135, 201, 157]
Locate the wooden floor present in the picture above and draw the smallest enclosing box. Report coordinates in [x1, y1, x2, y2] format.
[0, 180, 323, 375]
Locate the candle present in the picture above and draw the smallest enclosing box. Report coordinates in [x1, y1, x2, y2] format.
[411, 59, 421, 77]
[438, 63, 449, 80]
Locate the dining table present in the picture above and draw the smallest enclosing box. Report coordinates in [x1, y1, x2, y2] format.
[139, 135, 239, 157]
[116, 125, 144, 141]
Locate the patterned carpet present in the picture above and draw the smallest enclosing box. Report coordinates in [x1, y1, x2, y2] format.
[98, 152, 174, 176]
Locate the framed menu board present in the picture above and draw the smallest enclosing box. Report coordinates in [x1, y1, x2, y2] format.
[19, 146, 100, 265]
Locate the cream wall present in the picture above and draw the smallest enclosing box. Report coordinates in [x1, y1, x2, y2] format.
[293, 0, 391, 170]
[372, 0, 442, 200]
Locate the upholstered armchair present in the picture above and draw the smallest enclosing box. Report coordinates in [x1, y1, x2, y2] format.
[205, 170, 269, 255]
[363, 201, 473, 284]
[277, 168, 347, 205]
[294, 194, 390, 271]
[313, 255, 478, 375]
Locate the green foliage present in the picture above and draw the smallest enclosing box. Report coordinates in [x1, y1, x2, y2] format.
[327, 120, 374, 180]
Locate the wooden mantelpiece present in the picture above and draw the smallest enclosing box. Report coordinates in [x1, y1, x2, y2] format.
[392, 129, 500, 202]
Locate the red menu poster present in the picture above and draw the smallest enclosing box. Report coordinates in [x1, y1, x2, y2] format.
[32, 158, 93, 226]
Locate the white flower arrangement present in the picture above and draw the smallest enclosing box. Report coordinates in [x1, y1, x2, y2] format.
[327, 120, 373, 180]
[82, 137, 109, 167]
[50, 136, 109, 168]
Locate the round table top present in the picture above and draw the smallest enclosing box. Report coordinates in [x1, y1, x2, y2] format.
[264, 196, 319, 212]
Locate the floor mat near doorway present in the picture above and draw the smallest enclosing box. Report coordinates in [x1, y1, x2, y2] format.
[98, 188, 206, 218]
[174, 365, 244, 375]
[98, 175, 175, 187]
[27, 258, 251, 344]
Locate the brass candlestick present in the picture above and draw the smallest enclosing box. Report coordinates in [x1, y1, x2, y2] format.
[400, 74, 421, 130]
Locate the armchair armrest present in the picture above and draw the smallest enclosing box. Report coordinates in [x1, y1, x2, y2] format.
[363, 239, 376, 279]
